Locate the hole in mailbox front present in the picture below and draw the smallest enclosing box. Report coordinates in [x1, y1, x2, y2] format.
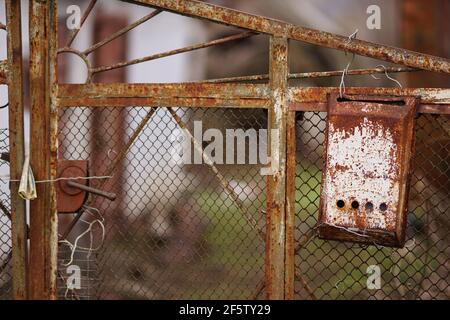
[351, 200, 359, 209]
[379, 203, 388, 212]
[365, 202, 374, 211]
[336, 200, 345, 208]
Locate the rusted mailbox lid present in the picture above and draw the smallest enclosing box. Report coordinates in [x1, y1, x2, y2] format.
[318, 93, 419, 247]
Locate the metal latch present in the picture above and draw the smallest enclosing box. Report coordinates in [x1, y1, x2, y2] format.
[56, 160, 116, 213]
[318, 93, 419, 247]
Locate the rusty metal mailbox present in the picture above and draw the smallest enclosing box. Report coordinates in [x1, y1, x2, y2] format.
[318, 93, 419, 247]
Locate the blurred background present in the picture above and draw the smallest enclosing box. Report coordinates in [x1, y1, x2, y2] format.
[0, 0, 449, 300]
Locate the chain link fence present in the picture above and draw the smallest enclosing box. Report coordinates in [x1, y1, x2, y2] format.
[2, 105, 449, 300]
[294, 112, 449, 300]
[0, 125, 12, 299]
[57, 107, 268, 299]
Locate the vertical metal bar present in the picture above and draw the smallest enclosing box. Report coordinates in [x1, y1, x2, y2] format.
[29, 0, 58, 300]
[266, 36, 289, 299]
[285, 111, 296, 300]
[48, 0, 59, 300]
[6, 0, 27, 300]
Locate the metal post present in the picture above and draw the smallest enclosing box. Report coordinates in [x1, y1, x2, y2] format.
[29, 0, 58, 300]
[6, 0, 27, 300]
[266, 35, 289, 299]
[285, 111, 296, 300]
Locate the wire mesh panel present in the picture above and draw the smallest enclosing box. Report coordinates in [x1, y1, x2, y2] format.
[57, 106, 267, 299]
[294, 112, 449, 300]
[0, 126, 12, 299]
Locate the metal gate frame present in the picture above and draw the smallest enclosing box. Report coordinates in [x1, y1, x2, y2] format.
[2, 0, 27, 300]
[2, 0, 449, 300]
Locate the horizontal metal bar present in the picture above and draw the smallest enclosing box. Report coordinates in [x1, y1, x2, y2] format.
[83, 9, 163, 56]
[59, 97, 270, 108]
[289, 67, 417, 79]
[291, 102, 450, 115]
[197, 67, 417, 83]
[92, 31, 257, 74]
[289, 87, 450, 114]
[57, 83, 270, 108]
[129, 0, 450, 74]
[57, 84, 449, 112]
[288, 27, 450, 74]
[66, 181, 117, 201]
[289, 87, 450, 104]
[198, 74, 268, 83]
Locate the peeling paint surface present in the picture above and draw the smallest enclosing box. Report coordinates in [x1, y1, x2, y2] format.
[319, 94, 418, 247]
[324, 118, 398, 231]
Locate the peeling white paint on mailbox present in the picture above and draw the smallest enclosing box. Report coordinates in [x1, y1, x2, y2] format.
[318, 93, 418, 247]
[324, 118, 399, 230]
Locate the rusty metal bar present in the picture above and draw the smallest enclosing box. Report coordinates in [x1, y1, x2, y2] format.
[65, 0, 98, 48]
[285, 111, 296, 300]
[266, 36, 289, 300]
[29, 0, 58, 300]
[125, 0, 288, 35]
[57, 83, 270, 108]
[66, 181, 117, 201]
[83, 9, 162, 56]
[131, 0, 450, 73]
[57, 84, 450, 113]
[289, 67, 418, 79]
[199, 74, 268, 84]
[196, 66, 417, 83]
[91, 31, 257, 74]
[0, 22, 6, 30]
[289, 87, 450, 114]
[288, 26, 450, 74]
[6, 0, 27, 300]
[290, 103, 450, 115]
